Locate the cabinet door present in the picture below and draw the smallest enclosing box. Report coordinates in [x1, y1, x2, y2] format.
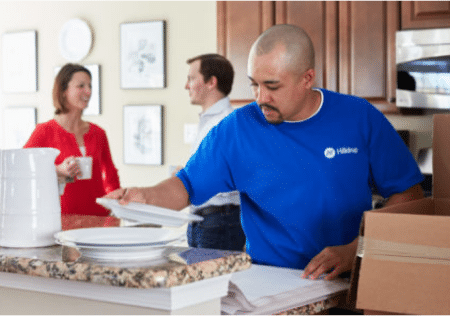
[217, 1, 399, 113]
[401, 1, 450, 29]
[339, 1, 398, 110]
[275, 1, 338, 92]
[217, 1, 274, 105]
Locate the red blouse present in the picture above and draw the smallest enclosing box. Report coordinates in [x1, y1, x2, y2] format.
[24, 119, 120, 216]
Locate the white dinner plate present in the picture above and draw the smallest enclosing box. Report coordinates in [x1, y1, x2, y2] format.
[59, 18, 92, 62]
[54, 227, 182, 247]
[96, 198, 203, 227]
[54, 227, 184, 260]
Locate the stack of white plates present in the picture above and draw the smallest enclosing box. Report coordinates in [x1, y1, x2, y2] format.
[54, 227, 184, 260]
[96, 198, 203, 227]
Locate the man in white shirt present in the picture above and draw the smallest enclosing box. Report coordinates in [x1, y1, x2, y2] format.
[182, 54, 245, 251]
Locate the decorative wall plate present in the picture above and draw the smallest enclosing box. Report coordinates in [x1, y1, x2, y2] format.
[59, 18, 92, 62]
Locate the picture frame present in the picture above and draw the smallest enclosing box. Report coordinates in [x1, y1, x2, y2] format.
[1, 30, 38, 93]
[120, 20, 166, 89]
[3, 106, 37, 149]
[54, 64, 101, 116]
[123, 104, 163, 165]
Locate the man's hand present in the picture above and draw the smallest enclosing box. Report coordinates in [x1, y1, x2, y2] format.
[302, 238, 358, 280]
[104, 187, 146, 205]
[102, 177, 191, 211]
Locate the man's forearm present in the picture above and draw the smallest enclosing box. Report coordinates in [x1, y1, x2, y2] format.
[141, 176, 191, 210]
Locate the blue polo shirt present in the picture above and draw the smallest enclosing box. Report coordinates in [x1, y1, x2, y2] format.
[177, 89, 423, 269]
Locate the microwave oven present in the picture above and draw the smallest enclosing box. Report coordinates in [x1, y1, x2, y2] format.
[396, 28, 450, 110]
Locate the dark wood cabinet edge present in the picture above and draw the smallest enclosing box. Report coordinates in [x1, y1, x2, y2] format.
[217, 1, 226, 56]
[371, 101, 427, 116]
[232, 99, 409, 116]
[372, 102, 401, 115]
[401, 1, 450, 30]
[367, 97, 399, 114]
[231, 99, 255, 108]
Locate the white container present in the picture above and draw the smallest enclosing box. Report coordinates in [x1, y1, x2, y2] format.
[75, 156, 92, 180]
[0, 148, 62, 247]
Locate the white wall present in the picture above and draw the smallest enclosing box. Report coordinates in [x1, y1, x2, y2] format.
[0, 1, 217, 187]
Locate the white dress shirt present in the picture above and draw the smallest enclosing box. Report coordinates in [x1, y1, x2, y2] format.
[190, 97, 240, 213]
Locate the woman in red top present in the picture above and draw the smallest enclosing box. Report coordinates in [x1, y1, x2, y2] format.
[24, 63, 120, 217]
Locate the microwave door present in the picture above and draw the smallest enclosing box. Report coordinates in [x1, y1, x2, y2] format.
[397, 56, 450, 109]
[396, 89, 450, 110]
[396, 28, 450, 110]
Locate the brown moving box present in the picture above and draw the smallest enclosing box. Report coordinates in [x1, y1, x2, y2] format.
[349, 114, 450, 315]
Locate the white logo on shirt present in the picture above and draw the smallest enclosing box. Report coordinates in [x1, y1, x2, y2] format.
[324, 147, 336, 159]
[324, 147, 359, 159]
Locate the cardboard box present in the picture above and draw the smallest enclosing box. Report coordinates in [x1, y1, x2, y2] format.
[349, 114, 450, 315]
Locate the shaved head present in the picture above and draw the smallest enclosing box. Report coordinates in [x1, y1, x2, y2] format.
[249, 24, 315, 75]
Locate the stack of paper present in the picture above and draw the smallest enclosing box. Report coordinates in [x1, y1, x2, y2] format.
[221, 264, 350, 315]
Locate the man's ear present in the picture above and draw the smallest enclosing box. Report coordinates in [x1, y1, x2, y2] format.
[304, 69, 316, 88]
[206, 75, 218, 90]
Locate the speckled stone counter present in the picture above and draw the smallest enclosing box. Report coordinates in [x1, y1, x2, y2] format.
[0, 244, 352, 315]
[0, 245, 251, 288]
[1, 208, 352, 316]
[0, 244, 252, 314]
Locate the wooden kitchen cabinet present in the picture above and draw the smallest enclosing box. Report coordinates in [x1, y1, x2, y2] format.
[338, 1, 398, 111]
[217, 1, 399, 113]
[217, 1, 338, 104]
[401, 1, 450, 29]
[278, 1, 399, 112]
[274, 1, 339, 92]
[217, 1, 274, 105]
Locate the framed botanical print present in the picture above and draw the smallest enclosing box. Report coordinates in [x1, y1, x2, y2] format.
[120, 20, 166, 89]
[123, 104, 163, 165]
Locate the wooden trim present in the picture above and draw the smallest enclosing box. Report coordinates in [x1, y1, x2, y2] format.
[230, 99, 255, 108]
[324, 1, 338, 92]
[338, 1, 351, 95]
[386, 1, 400, 104]
[369, 100, 401, 115]
[275, 1, 287, 24]
[262, 1, 275, 30]
[217, 1, 226, 56]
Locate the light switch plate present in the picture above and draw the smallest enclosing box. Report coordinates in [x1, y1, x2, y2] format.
[184, 124, 197, 144]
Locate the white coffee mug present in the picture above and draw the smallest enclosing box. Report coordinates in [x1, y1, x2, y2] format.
[75, 157, 93, 180]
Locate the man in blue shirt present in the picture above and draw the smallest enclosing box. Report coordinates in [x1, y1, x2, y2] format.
[106, 24, 424, 280]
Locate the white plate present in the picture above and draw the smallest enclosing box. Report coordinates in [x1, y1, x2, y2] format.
[96, 198, 203, 227]
[54, 227, 183, 260]
[59, 18, 92, 62]
[59, 241, 168, 261]
[54, 227, 182, 247]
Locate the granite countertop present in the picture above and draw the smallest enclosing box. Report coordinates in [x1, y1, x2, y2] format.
[0, 244, 251, 289]
[0, 243, 350, 315]
[0, 215, 251, 289]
